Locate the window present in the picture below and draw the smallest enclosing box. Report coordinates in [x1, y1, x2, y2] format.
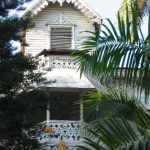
[50, 27, 73, 50]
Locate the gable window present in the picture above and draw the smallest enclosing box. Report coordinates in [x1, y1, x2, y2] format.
[50, 27, 73, 50]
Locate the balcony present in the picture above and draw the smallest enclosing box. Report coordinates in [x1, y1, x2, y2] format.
[34, 120, 82, 149]
[48, 55, 77, 69]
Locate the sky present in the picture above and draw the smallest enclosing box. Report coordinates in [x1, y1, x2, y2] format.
[83, 0, 123, 21]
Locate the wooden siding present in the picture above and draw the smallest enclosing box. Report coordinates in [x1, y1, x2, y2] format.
[25, 2, 95, 56]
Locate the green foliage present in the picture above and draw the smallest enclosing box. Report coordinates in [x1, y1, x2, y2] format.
[0, 0, 44, 149]
[0, 53, 44, 96]
[78, 90, 150, 150]
[0, 95, 40, 149]
[78, 118, 150, 150]
[73, 2, 150, 101]
[119, 0, 149, 22]
[83, 90, 150, 129]
[73, 1, 150, 150]
[0, 0, 32, 16]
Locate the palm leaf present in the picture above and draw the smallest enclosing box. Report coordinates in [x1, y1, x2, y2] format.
[79, 118, 150, 150]
[119, 0, 149, 22]
[77, 137, 106, 150]
[82, 89, 150, 129]
[73, 3, 150, 102]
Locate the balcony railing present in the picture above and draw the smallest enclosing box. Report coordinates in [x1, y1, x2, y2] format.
[32, 120, 82, 149]
[49, 55, 77, 69]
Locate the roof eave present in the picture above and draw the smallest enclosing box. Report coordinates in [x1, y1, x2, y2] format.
[22, 0, 102, 24]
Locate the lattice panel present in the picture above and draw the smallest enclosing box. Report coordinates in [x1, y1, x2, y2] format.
[37, 121, 82, 149]
[48, 13, 72, 25]
[48, 121, 81, 141]
[49, 55, 77, 69]
[38, 120, 82, 146]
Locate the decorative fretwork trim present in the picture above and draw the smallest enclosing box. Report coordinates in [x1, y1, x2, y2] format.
[46, 13, 73, 25]
[35, 120, 82, 145]
[23, 0, 101, 24]
[49, 55, 77, 69]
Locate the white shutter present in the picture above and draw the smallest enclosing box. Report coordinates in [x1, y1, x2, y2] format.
[51, 27, 72, 49]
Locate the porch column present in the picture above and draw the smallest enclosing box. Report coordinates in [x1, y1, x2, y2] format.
[46, 100, 50, 124]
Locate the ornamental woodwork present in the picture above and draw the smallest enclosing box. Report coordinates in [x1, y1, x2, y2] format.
[34, 120, 82, 149]
[47, 13, 72, 25]
[49, 55, 77, 69]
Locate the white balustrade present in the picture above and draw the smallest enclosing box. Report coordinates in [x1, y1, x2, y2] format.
[48, 55, 77, 69]
[36, 120, 82, 149]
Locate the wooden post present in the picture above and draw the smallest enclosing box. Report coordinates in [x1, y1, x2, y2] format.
[46, 89, 50, 126]
[46, 100, 50, 123]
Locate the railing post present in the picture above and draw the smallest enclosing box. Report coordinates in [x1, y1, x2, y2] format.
[46, 100, 50, 124]
[46, 89, 50, 126]
[46, 101, 50, 122]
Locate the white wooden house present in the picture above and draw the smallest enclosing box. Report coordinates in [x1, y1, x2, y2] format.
[23, 0, 102, 149]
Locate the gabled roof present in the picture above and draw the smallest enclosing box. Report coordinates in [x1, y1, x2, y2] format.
[23, 0, 102, 24]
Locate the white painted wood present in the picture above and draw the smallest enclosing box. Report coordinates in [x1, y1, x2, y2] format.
[23, 0, 101, 24]
[25, 3, 95, 56]
[47, 29, 51, 49]
[38, 120, 82, 148]
[46, 101, 50, 123]
[72, 26, 75, 49]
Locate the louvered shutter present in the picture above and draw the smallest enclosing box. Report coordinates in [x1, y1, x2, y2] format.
[51, 27, 72, 50]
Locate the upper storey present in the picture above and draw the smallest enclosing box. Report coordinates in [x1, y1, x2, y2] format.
[23, 0, 101, 56]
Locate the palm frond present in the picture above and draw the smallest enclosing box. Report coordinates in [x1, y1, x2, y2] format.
[79, 118, 150, 150]
[77, 137, 106, 150]
[82, 89, 150, 129]
[73, 4, 150, 102]
[119, 0, 149, 21]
